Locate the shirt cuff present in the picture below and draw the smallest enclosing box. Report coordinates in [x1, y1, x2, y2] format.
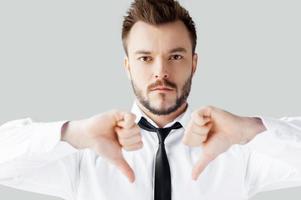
[29, 120, 78, 154]
[256, 116, 278, 132]
[253, 116, 301, 147]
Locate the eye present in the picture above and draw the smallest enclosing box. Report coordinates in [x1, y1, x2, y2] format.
[138, 56, 152, 62]
[169, 54, 183, 60]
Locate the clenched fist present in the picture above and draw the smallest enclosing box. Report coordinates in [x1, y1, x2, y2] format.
[182, 106, 266, 181]
[61, 110, 143, 183]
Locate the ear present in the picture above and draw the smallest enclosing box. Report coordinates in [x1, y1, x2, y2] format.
[192, 53, 198, 75]
[124, 56, 131, 80]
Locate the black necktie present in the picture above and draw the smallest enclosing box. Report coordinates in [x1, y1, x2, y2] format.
[138, 116, 183, 200]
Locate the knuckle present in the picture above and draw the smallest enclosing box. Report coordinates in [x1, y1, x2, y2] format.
[115, 126, 122, 132]
[134, 126, 141, 132]
[201, 125, 210, 133]
[118, 138, 126, 146]
[129, 113, 136, 120]
[130, 135, 141, 143]
[136, 134, 142, 140]
[116, 129, 125, 137]
[136, 141, 143, 148]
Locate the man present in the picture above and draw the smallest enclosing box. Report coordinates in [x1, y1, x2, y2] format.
[1, 0, 301, 200]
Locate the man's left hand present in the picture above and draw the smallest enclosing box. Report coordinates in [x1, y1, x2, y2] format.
[182, 106, 266, 180]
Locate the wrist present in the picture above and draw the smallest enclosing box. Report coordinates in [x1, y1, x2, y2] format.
[61, 120, 87, 149]
[241, 117, 266, 144]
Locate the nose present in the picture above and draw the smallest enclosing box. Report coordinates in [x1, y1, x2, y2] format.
[154, 58, 169, 79]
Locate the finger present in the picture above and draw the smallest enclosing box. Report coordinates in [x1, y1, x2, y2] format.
[115, 125, 141, 139]
[182, 122, 212, 146]
[123, 141, 144, 151]
[112, 158, 135, 183]
[182, 131, 206, 146]
[192, 133, 230, 180]
[190, 122, 212, 137]
[119, 134, 142, 147]
[117, 113, 136, 129]
[191, 107, 212, 126]
[191, 151, 215, 181]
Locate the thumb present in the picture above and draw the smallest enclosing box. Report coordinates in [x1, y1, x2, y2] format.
[191, 151, 215, 181]
[112, 157, 135, 183]
[117, 112, 136, 129]
[192, 133, 230, 180]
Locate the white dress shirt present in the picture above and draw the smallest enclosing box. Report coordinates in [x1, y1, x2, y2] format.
[1, 101, 301, 200]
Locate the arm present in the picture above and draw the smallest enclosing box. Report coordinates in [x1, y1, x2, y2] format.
[182, 106, 301, 197]
[0, 110, 143, 198]
[243, 116, 301, 198]
[0, 118, 78, 165]
[0, 118, 80, 199]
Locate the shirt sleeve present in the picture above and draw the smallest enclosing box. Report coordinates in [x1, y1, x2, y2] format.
[0, 118, 80, 200]
[243, 116, 301, 199]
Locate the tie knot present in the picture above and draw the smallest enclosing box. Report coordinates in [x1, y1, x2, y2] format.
[138, 117, 183, 144]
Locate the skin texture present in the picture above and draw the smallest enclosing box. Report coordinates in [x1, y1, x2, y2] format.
[124, 20, 197, 128]
[61, 110, 141, 183]
[182, 106, 266, 180]
[61, 20, 266, 183]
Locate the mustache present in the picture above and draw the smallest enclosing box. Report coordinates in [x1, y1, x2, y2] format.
[148, 79, 177, 91]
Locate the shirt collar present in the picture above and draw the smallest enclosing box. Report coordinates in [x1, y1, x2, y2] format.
[131, 99, 192, 130]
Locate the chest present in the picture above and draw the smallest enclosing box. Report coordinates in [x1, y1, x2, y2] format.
[77, 142, 247, 200]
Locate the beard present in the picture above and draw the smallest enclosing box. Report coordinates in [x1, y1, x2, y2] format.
[130, 73, 192, 115]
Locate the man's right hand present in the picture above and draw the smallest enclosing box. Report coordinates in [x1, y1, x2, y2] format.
[61, 110, 143, 183]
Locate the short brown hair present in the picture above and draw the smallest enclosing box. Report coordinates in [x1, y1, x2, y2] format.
[122, 0, 197, 55]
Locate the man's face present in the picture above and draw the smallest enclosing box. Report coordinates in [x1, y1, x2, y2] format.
[125, 20, 197, 115]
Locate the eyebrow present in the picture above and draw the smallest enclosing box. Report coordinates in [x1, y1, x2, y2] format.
[169, 47, 187, 54]
[134, 47, 187, 55]
[134, 50, 152, 55]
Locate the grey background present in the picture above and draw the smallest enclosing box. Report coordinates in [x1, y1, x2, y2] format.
[0, 0, 300, 199]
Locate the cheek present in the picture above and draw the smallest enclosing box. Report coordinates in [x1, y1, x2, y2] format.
[130, 60, 150, 76]
[173, 67, 191, 83]
[131, 72, 149, 91]
[129, 64, 152, 86]
[174, 73, 192, 94]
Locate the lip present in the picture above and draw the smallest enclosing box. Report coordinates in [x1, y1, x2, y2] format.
[151, 87, 174, 91]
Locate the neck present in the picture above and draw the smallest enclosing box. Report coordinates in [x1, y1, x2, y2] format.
[136, 100, 188, 128]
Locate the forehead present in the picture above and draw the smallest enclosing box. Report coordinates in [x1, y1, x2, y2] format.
[127, 20, 192, 54]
